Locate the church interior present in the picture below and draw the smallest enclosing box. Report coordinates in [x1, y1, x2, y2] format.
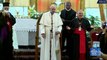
[0, 0, 107, 60]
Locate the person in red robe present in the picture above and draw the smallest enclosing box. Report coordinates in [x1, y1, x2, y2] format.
[66, 10, 93, 60]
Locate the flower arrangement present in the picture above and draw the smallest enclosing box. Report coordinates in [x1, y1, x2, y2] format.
[28, 5, 39, 19]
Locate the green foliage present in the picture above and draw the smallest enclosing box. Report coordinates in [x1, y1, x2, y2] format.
[28, 5, 39, 19]
[88, 15, 101, 28]
[86, 15, 101, 39]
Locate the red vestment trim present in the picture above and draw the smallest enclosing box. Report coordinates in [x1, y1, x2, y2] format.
[7, 20, 12, 31]
[6, 17, 12, 31]
[74, 28, 86, 60]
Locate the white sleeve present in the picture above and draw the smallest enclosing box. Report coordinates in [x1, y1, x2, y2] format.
[39, 14, 45, 34]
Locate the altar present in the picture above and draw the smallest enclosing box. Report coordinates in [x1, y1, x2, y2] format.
[13, 18, 37, 49]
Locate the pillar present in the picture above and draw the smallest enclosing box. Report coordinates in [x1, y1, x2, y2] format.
[99, 4, 106, 21]
[80, 0, 85, 11]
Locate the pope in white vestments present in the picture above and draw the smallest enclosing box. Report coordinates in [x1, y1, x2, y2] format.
[39, 5, 63, 60]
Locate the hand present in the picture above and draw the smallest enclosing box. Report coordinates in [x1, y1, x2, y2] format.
[62, 19, 65, 21]
[55, 31, 60, 35]
[91, 25, 94, 28]
[7, 21, 10, 25]
[66, 26, 71, 30]
[4, 10, 10, 17]
[41, 33, 45, 38]
[5, 12, 10, 17]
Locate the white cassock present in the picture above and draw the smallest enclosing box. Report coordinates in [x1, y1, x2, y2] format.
[39, 11, 63, 60]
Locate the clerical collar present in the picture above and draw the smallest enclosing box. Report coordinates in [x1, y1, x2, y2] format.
[65, 8, 71, 11]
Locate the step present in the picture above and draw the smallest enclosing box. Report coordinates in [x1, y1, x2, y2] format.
[14, 49, 35, 55]
[14, 49, 68, 60]
[14, 56, 35, 60]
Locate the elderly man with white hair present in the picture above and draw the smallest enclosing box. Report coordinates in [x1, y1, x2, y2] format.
[39, 5, 63, 60]
[66, 10, 93, 60]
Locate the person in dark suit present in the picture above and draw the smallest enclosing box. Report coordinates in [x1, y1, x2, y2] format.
[97, 22, 107, 60]
[60, 2, 76, 56]
[0, 2, 16, 60]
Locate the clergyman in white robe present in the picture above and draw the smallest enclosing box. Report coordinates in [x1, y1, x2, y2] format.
[39, 10, 63, 60]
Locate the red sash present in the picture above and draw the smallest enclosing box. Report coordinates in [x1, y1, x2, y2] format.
[74, 28, 86, 60]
